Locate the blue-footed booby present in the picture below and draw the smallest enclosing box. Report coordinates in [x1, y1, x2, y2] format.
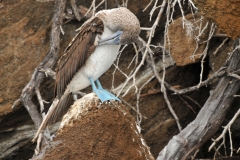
[33, 7, 140, 141]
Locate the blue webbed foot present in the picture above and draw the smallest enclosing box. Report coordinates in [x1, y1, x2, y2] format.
[89, 77, 120, 102]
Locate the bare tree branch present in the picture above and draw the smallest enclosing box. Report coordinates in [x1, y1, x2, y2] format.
[157, 39, 240, 160]
[20, 0, 66, 128]
[209, 107, 240, 155]
[213, 37, 229, 56]
[70, 0, 81, 21]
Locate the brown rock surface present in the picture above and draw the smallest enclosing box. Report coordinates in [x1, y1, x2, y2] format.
[0, 0, 54, 115]
[168, 14, 211, 66]
[195, 0, 240, 39]
[33, 93, 154, 160]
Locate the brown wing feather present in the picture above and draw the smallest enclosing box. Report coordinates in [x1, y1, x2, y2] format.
[55, 17, 104, 98]
[33, 19, 104, 141]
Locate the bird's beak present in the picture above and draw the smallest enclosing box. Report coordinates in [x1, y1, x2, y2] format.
[98, 30, 123, 46]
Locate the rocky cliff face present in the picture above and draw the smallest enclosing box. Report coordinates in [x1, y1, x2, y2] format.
[0, 0, 240, 159]
[195, 0, 240, 39]
[0, 0, 54, 115]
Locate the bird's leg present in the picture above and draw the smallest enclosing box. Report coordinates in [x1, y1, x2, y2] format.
[72, 91, 86, 101]
[95, 79, 104, 89]
[89, 77, 98, 90]
[73, 94, 78, 101]
[89, 77, 120, 102]
[95, 79, 120, 101]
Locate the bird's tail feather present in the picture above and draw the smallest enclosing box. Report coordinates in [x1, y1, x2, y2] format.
[32, 93, 71, 142]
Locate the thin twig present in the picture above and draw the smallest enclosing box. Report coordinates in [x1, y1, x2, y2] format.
[143, 0, 153, 12]
[213, 38, 229, 56]
[118, 97, 147, 119]
[169, 66, 227, 95]
[39, 66, 56, 79]
[182, 95, 202, 108]
[116, 0, 167, 97]
[163, 85, 182, 131]
[178, 95, 196, 114]
[198, 23, 216, 88]
[136, 75, 155, 127]
[145, 52, 182, 131]
[85, 0, 105, 16]
[209, 107, 240, 151]
[191, 149, 199, 160]
[11, 99, 21, 109]
[70, 0, 81, 21]
[35, 87, 45, 113]
[228, 73, 240, 80]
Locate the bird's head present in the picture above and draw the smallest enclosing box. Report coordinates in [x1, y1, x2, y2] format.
[96, 7, 140, 45]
